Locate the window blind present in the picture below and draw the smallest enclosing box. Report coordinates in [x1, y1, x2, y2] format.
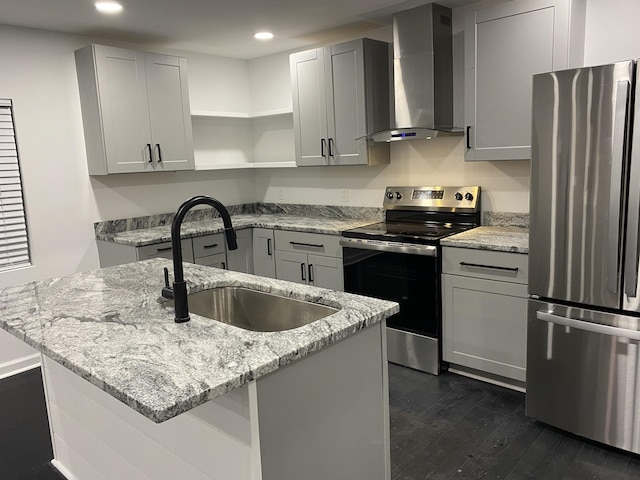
[0, 99, 30, 270]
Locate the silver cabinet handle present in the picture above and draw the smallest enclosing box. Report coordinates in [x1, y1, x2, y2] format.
[607, 81, 630, 294]
[537, 310, 640, 341]
[459, 262, 518, 273]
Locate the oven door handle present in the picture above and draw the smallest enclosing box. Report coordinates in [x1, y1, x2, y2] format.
[339, 238, 437, 257]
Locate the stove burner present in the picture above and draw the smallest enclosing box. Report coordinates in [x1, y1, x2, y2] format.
[342, 221, 473, 244]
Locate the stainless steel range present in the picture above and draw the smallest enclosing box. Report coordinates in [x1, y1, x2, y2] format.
[341, 186, 480, 374]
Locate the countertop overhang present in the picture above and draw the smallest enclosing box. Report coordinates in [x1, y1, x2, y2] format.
[0, 259, 398, 423]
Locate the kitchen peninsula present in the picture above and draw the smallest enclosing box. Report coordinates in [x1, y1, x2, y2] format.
[0, 259, 398, 480]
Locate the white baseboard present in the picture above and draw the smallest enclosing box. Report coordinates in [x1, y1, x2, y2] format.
[0, 353, 40, 380]
[51, 459, 74, 480]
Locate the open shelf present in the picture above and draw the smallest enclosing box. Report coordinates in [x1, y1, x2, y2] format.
[191, 108, 293, 119]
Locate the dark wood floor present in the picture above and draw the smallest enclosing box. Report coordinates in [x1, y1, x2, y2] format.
[389, 363, 640, 480]
[3, 365, 640, 479]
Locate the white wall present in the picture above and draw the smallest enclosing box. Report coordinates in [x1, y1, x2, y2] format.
[584, 0, 640, 66]
[0, 25, 257, 288]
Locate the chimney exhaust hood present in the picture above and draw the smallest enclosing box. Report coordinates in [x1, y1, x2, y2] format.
[371, 3, 460, 142]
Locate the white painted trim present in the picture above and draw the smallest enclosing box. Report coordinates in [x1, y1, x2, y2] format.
[51, 459, 76, 480]
[194, 161, 296, 171]
[448, 366, 526, 393]
[0, 353, 40, 380]
[191, 109, 292, 119]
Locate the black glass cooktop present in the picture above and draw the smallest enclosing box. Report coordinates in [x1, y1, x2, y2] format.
[342, 221, 473, 245]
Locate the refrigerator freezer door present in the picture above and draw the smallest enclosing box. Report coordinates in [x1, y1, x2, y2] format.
[529, 61, 634, 310]
[527, 299, 640, 454]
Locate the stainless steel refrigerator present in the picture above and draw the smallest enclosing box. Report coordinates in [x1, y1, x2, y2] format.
[527, 59, 640, 454]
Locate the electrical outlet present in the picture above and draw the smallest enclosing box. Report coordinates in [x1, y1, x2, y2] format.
[340, 188, 349, 202]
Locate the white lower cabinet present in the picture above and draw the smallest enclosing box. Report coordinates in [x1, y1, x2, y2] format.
[273, 230, 344, 291]
[442, 247, 528, 382]
[227, 228, 253, 274]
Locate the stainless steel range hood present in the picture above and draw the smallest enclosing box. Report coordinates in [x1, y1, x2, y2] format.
[371, 3, 459, 142]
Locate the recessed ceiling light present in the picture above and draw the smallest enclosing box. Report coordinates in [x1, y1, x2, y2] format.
[254, 32, 274, 40]
[95, 1, 123, 13]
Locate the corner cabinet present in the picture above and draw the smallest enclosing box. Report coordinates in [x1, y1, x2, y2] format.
[290, 38, 390, 167]
[75, 44, 195, 174]
[252, 228, 276, 278]
[442, 247, 528, 382]
[273, 231, 344, 291]
[464, 0, 586, 161]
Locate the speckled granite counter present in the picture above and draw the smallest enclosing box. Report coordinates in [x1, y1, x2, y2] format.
[441, 226, 529, 254]
[97, 214, 378, 247]
[0, 259, 398, 423]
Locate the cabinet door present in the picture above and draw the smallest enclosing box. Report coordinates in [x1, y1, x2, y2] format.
[308, 254, 344, 291]
[465, 0, 557, 161]
[145, 53, 194, 171]
[275, 251, 308, 285]
[253, 228, 276, 278]
[290, 48, 329, 166]
[442, 273, 528, 381]
[93, 45, 154, 173]
[226, 228, 253, 274]
[326, 40, 366, 166]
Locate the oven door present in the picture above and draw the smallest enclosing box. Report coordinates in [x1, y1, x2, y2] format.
[341, 242, 443, 374]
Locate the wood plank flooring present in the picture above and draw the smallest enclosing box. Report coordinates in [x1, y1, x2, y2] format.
[3, 364, 640, 479]
[389, 363, 640, 480]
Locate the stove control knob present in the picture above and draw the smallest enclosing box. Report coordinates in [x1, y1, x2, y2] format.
[454, 192, 463, 201]
[386, 191, 394, 200]
[465, 192, 474, 201]
[396, 192, 403, 200]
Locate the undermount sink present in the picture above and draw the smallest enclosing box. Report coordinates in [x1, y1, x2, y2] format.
[167, 286, 339, 332]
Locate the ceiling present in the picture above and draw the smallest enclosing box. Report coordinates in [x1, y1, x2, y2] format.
[1, 0, 475, 59]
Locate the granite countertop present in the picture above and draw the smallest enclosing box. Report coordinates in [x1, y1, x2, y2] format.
[0, 259, 398, 423]
[441, 226, 529, 254]
[97, 214, 379, 247]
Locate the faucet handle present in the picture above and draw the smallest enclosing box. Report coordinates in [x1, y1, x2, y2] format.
[163, 267, 170, 288]
[161, 267, 174, 300]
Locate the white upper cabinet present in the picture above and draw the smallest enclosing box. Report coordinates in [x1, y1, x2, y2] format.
[75, 45, 194, 174]
[290, 38, 390, 167]
[464, 0, 586, 161]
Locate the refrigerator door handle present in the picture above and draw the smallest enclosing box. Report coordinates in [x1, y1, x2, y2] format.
[537, 310, 640, 341]
[625, 76, 640, 298]
[607, 80, 630, 294]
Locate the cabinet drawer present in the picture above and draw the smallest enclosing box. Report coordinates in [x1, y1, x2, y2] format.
[442, 247, 528, 284]
[194, 252, 226, 269]
[274, 230, 342, 258]
[193, 233, 226, 259]
[137, 239, 193, 262]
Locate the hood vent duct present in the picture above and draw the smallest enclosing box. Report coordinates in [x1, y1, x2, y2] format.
[371, 3, 460, 142]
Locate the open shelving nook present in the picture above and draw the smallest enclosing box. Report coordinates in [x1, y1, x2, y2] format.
[191, 109, 296, 171]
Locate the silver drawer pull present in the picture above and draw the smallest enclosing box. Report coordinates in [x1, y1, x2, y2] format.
[459, 262, 518, 273]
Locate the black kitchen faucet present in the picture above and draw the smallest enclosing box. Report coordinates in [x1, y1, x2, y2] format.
[161, 196, 238, 323]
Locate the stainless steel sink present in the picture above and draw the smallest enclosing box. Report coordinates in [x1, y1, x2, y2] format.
[167, 286, 339, 332]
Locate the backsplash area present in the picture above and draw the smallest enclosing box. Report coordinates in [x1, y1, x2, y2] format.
[483, 212, 529, 228]
[94, 203, 384, 236]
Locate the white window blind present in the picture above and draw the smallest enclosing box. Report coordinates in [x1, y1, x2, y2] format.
[0, 99, 30, 270]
